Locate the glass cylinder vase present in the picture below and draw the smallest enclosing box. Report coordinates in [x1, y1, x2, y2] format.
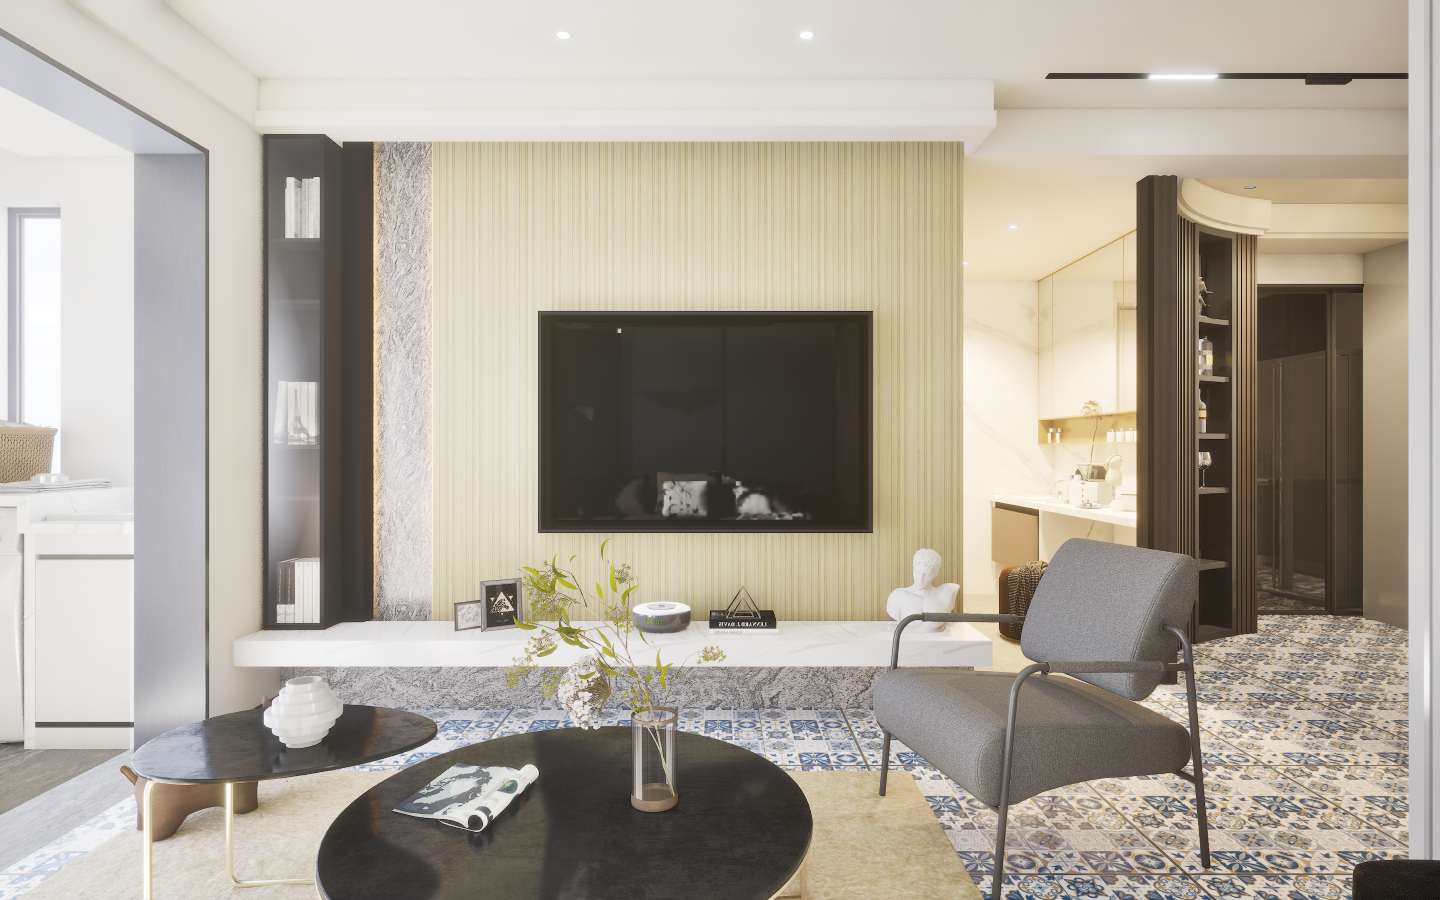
[631, 706, 679, 812]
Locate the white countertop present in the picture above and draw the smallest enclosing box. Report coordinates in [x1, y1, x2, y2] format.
[234, 620, 992, 669]
[993, 494, 1138, 528]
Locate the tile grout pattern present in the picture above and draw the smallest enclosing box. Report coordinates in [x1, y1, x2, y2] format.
[0, 615, 1406, 899]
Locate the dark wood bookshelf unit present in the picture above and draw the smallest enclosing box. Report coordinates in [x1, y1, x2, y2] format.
[262, 135, 374, 629]
[1138, 175, 1257, 644]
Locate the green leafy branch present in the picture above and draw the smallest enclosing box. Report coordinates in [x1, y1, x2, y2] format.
[502, 539, 725, 715]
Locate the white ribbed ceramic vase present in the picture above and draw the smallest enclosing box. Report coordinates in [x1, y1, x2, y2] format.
[263, 676, 343, 748]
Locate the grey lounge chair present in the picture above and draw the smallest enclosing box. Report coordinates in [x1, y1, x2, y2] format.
[874, 538, 1211, 900]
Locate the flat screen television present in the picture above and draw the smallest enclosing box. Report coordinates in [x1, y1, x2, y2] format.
[539, 311, 872, 532]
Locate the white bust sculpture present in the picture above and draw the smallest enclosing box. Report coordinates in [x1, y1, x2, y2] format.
[886, 549, 960, 633]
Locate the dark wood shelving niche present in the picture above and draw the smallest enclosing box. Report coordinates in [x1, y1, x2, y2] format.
[1138, 175, 1257, 646]
[263, 135, 375, 630]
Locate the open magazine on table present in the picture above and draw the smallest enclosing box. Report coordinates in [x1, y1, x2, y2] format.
[393, 763, 539, 832]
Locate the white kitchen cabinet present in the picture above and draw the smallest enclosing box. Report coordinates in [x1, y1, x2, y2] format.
[34, 559, 132, 739]
[11, 489, 135, 749]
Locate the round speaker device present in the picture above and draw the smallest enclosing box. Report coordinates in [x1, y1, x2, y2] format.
[632, 602, 692, 633]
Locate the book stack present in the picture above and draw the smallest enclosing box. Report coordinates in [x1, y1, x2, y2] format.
[272, 381, 319, 446]
[277, 558, 320, 624]
[284, 176, 321, 239]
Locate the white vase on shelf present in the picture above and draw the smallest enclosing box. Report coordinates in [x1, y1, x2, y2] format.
[263, 675, 343, 748]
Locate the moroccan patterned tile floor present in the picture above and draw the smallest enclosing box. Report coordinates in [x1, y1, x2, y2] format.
[0, 615, 1407, 899]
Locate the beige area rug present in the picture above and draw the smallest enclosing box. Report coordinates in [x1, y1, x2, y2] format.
[26, 769, 979, 900]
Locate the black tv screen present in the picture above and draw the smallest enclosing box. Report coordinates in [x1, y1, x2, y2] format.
[539, 311, 872, 532]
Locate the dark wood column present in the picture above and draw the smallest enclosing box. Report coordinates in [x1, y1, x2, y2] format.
[1137, 175, 1196, 557]
[1232, 233, 1258, 633]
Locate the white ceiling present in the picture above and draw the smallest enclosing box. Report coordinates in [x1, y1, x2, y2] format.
[964, 161, 1409, 281]
[0, 87, 129, 157]
[165, 0, 1406, 108]
[1198, 178, 1408, 204]
[144, 0, 1413, 281]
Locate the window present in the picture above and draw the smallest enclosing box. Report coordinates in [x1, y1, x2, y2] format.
[6, 208, 62, 469]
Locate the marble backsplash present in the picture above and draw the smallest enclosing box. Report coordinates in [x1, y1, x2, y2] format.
[962, 281, 1052, 593]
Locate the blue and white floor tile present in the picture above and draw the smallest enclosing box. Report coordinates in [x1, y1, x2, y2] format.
[0, 615, 1412, 899]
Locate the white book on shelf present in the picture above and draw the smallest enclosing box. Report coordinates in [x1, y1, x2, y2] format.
[302, 558, 320, 623]
[301, 559, 312, 623]
[306, 177, 321, 238]
[305, 381, 318, 445]
[296, 178, 307, 239]
[284, 177, 298, 239]
[278, 558, 293, 623]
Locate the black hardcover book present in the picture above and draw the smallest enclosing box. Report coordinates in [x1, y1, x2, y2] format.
[709, 610, 778, 630]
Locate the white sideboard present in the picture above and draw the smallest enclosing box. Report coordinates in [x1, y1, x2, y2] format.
[235, 620, 993, 669]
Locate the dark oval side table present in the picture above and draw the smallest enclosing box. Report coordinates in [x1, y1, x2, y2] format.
[131, 704, 436, 899]
[316, 727, 814, 900]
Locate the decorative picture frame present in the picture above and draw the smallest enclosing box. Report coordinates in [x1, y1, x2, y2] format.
[453, 599, 486, 632]
[478, 578, 525, 631]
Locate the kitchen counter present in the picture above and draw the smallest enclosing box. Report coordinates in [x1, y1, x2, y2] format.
[992, 494, 1137, 528]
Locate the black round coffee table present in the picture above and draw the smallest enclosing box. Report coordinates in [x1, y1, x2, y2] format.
[316, 727, 814, 900]
[132, 705, 436, 899]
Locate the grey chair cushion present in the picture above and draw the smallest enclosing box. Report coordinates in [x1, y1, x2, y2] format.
[1021, 539, 1198, 700]
[874, 668, 1191, 808]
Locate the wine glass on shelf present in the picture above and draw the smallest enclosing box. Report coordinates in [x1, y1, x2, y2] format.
[1197, 451, 1213, 488]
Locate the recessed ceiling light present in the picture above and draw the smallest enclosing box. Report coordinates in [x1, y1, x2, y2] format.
[556, 31, 571, 39]
[799, 31, 815, 40]
[962, 261, 970, 266]
[1243, 185, 1258, 190]
[1007, 224, 1019, 230]
[1147, 73, 1218, 80]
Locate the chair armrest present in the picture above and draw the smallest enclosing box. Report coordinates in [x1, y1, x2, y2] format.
[1040, 660, 1168, 676]
[888, 613, 1022, 670]
[921, 613, 1022, 624]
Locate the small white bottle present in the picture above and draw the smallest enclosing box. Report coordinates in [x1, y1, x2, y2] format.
[1106, 428, 1115, 442]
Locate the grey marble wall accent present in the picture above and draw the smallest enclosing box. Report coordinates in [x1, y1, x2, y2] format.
[278, 666, 971, 709]
[374, 142, 433, 621]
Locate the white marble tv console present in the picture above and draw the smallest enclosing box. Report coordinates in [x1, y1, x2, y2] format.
[234, 620, 992, 669]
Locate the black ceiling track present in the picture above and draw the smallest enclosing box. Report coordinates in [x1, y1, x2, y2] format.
[1047, 73, 1406, 85]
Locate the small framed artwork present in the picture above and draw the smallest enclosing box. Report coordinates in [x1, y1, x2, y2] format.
[466, 578, 525, 631]
[453, 598, 486, 632]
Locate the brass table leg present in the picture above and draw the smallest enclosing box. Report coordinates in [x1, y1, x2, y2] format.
[224, 782, 314, 888]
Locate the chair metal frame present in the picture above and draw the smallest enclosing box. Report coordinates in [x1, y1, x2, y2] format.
[878, 612, 1211, 900]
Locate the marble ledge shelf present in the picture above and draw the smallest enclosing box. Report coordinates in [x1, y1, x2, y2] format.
[992, 493, 1137, 528]
[236, 620, 991, 669]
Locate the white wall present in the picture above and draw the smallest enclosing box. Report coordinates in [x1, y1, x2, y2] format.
[1, 3, 271, 714]
[0, 149, 133, 486]
[1257, 253, 1364, 285]
[962, 281, 1051, 594]
[1363, 242, 1408, 627]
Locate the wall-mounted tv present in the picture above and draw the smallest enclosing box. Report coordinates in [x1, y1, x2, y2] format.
[539, 311, 872, 533]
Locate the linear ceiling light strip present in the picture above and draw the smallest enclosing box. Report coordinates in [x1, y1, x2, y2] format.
[1047, 73, 1408, 83]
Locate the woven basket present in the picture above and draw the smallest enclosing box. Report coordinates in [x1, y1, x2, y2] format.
[0, 427, 57, 484]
